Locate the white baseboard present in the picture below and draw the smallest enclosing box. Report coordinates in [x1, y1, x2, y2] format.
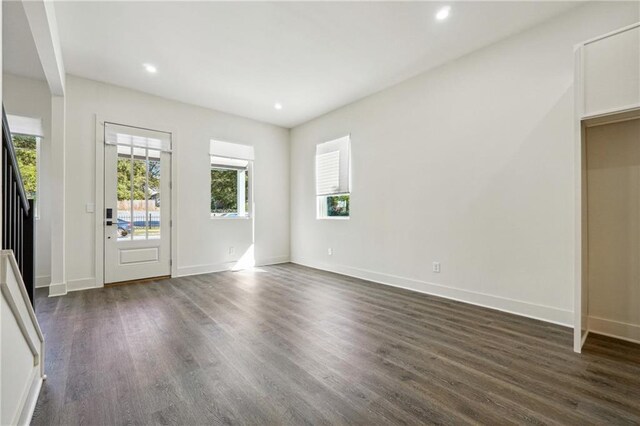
[48, 282, 67, 297]
[256, 255, 290, 266]
[67, 278, 98, 292]
[291, 257, 573, 327]
[42, 257, 292, 294]
[176, 255, 290, 278]
[175, 261, 237, 277]
[588, 316, 640, 344]
[578, 330, 589, 353]
[35, 276, 51, 288]
[16, 370, 43, 426]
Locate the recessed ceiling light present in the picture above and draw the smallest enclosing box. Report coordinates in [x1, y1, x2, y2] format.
[436, 6, 451, 21]
[274, 102, 283, 110]
[143, 63, 157, 73]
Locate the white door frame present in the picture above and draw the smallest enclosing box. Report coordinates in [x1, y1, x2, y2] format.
[573, 22, 640, 352]
[94, 114, 179, 287]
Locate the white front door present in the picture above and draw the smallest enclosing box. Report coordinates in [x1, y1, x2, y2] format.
[104, 135, 171, 284]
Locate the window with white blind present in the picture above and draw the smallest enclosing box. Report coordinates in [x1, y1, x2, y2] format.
[210, 140, 254, 218]
[316, 135, 350, 218]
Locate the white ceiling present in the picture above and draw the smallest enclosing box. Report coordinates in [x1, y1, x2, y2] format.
[2, 1, 46, 81]
[14, 1, 580, 128]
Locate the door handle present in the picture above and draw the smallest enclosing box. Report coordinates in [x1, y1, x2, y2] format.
[106, 208, 113, 226]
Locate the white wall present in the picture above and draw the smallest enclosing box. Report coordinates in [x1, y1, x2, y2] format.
[2, 73, 52, 288]
[290, 2, 640, 326]
[64, 75, 289, 288]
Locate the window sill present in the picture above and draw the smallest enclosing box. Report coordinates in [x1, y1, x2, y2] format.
[317, 216, 350, 220]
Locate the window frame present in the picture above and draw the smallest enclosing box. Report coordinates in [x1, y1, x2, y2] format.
[316, 194, 350, 220]
[210, 157, 253, 220]
[315, 135, 351, 220]
[11, 132, 41, 220]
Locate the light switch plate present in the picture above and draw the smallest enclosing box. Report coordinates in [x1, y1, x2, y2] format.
[86, 203, 95, 213]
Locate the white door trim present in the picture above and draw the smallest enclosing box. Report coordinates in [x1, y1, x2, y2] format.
[94, 114, 179, 287]
[573, 22, 640, 352]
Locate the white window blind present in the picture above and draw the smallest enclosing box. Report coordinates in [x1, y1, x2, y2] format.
[105, 122, 172, 152]
[316, 151, 340, 195]
[210, 139, 254, 161]
[316, 135, 350, 196]
[7, 114, 43, 137]
[210, 156, 249, 170]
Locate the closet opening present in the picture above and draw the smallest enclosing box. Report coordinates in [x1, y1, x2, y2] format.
[582, 109, 640, 347]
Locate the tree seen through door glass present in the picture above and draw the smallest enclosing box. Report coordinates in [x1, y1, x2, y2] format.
[116, 146, 132, 240]
[116, 146, 161, 240]
[147, 150, 161, 239]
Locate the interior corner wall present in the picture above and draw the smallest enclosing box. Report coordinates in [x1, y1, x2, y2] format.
[2, 73, 52, 288]
[64, 75, 290, 288]
[289, 1, 640, 327]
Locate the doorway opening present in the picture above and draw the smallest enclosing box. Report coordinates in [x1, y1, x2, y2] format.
[581, 111, 640, 347]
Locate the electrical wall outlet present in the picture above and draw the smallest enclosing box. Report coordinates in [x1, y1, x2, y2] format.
[432, 262, 441, 273]
[328, 248, 333, 256]
[229, 247, 235, 255]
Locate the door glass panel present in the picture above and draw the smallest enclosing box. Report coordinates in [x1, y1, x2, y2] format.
[115, 146, 162, 241]
[117, 145, 132, 240]
[132, 152, 147, 240]
[148, 150, 161, 239]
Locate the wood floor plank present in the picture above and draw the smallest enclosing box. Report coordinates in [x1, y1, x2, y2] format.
[187, 269, 591, 424]
[177, 273, 546, 425]
[259, 266, 640, 416]
[31, 264, 640, 425]
[172, 274, 449, 425]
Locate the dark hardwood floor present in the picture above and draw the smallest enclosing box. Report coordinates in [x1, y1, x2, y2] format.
[32, 263, 640, 425]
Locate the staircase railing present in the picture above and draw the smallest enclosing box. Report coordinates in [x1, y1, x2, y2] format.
[2, 107, 36, 305]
